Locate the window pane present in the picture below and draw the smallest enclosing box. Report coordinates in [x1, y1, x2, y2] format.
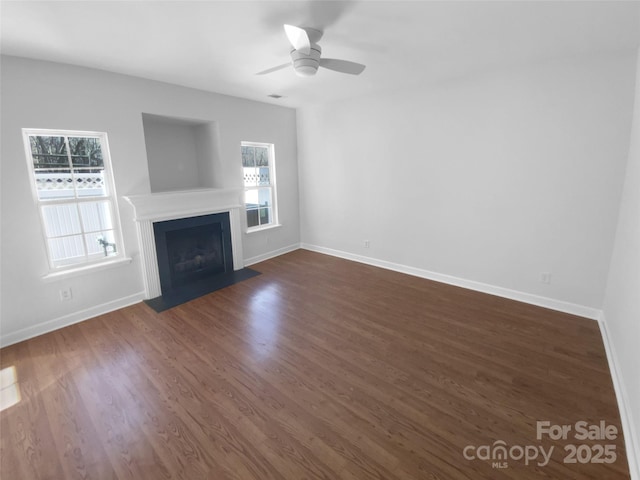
[79, 201, 113, 232]
[242, 143, 274, 230]
[75, 169, 106, 197]
[255, 147, 269, 166]
[86, 230, 117, 257]
[41, 204, 81, 237]
[243, 167, 258, 187]
[259, 208, 270, 225]
[258, 167, 270, 186]
[245, 189, 259, 208]
[241, 146, 255, 168]
[257, 188, 271, 207]
[68, 137, 104, 168]
[246, 209, 259, 228]
[246, 189, 272, 228]
[35, 171, 75, 200]
[30, 136, 68, 169]
[48, 235, 85, 265]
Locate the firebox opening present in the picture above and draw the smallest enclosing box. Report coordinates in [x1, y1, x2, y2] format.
[166, 222, 225, 287]
[153, 212, 234, 295]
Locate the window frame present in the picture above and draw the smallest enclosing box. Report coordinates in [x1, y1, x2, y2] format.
[241, 141, 279, 233]
[22, 128, 126, 274]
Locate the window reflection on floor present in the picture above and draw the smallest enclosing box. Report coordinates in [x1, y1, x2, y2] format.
[249, 284, 281, 359]
[0, 366, 21, 411]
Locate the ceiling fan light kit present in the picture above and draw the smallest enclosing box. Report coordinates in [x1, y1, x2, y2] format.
[291, 45, 321, 77]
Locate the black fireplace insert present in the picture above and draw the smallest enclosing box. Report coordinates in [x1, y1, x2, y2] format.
[153, 212, 233, 294]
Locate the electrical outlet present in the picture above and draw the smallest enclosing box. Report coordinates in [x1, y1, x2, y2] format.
[540, 272, 551, 284]
[364, 240, 370, 248]
[59, 287, 73, 301]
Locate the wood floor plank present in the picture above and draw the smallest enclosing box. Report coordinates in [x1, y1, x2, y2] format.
[172, 301, 407, 479]
[0, 249, 631, 479]
[116, 303, 343, 480]
[128, 304, 352, 479]
[28, 331, 118, 480]
[1, 341, 71, 480]
[66, 317, 177, 480]
[82, 312, 242, 480]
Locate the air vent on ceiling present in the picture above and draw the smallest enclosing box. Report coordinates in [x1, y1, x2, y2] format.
[268, 94, 284, 99]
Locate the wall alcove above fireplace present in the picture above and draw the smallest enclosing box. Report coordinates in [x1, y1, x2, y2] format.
[141, 113, 224, 193]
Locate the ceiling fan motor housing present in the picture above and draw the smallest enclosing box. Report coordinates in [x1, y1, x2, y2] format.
[291, 44, 322, 77]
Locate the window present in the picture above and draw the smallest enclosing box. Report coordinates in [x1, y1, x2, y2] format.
[241, 142, 278, 231]
[23, 129, 124, 271]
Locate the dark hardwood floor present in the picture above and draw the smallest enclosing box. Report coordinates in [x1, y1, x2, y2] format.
[0, 249, 630, 479]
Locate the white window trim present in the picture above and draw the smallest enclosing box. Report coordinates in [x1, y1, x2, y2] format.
[241, 141, 279, 232]
[245, 223, 282, 234]
[22, 128, 128, 277]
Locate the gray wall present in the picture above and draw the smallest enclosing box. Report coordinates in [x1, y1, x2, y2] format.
[297, 52, 636, 310]
[603, 48, 640, 477]
[0, 55, 299, 345]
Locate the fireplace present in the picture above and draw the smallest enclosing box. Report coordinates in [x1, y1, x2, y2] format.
[154, 212, 233, 294]
[124, 188, 259, 312]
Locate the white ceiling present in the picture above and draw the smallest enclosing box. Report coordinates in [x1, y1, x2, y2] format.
[2, 1, 639, 108]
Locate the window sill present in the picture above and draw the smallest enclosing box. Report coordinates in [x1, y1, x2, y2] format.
[42, 257, 133, 282]
[246, 223, 282, 234]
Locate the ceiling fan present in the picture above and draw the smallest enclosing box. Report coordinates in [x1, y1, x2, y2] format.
[257, 24, 366, 78]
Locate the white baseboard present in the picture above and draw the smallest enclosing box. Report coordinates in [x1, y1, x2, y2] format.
[244, 243, 301, 267]
[3, 245, 598, 350]
[598, 314, 640, 480]
[0, 242, 296, 349]
[0, 291, 145, 348]
[299, 243, 602, 320]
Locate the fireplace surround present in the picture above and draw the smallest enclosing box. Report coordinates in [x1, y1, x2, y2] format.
[124, 188, 246, 300]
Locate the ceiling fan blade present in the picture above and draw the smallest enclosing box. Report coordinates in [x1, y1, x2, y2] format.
[284, 24, 311, 55]
[319, 58, 366, 75]
[256, 63, 291, 75]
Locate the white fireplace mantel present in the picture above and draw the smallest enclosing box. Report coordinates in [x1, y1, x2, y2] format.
[124, 188, 245, 299]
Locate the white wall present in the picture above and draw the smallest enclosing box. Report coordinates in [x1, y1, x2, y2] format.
[0, 55, 299, 346]
[602, 48, 640, 478]
[297, 52, 636, 311]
